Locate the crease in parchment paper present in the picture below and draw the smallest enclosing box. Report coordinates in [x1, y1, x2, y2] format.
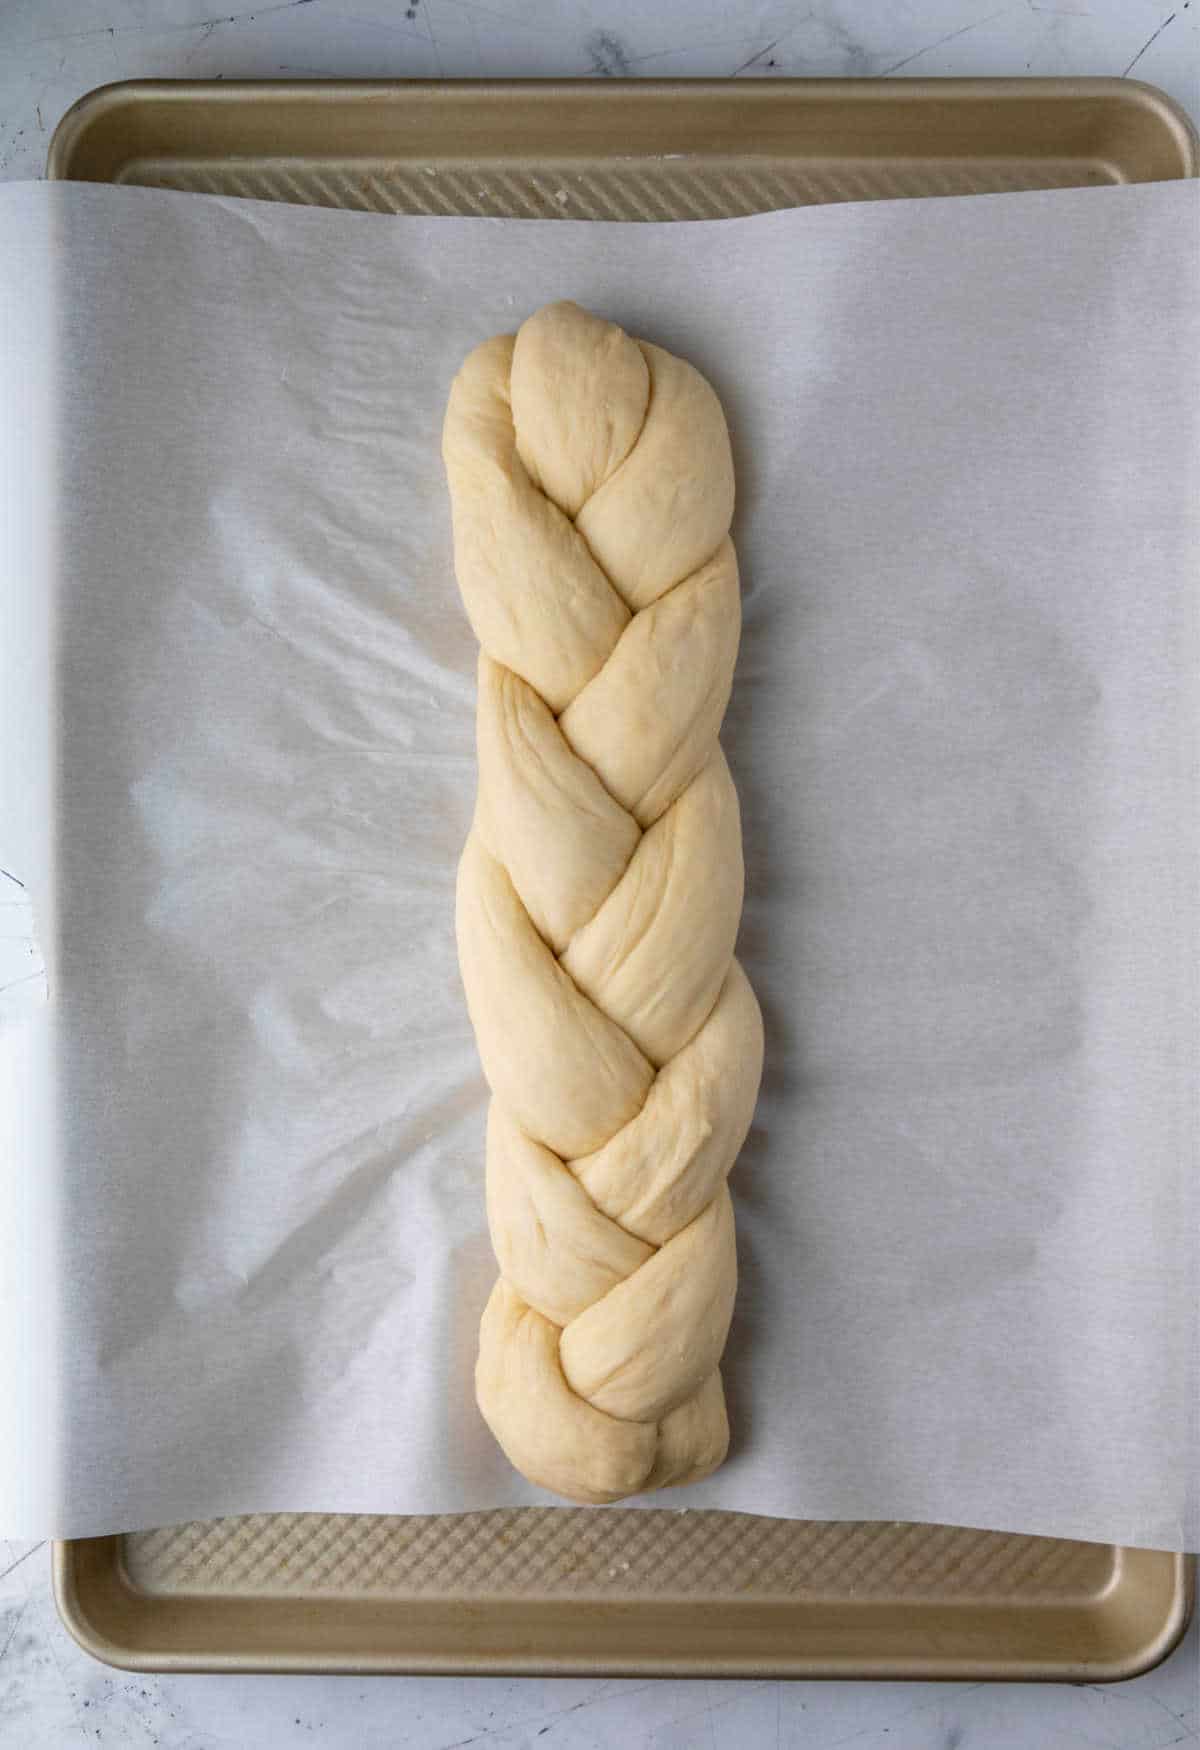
[0, 869, 48, 1024]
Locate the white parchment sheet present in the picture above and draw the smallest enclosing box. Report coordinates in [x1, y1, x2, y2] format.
[1, 179, 1196, 1546]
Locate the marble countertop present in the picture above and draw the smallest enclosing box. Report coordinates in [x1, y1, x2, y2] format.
[1, 0, 1200, 177]
[2, 2, 1197, 1745]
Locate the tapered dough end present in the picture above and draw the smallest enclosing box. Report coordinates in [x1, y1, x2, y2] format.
[442, 330, 630, 713]
[476, 1278, 658, 1505]
[647, 1371, 731, 1491]
[510, 301, 651, 519]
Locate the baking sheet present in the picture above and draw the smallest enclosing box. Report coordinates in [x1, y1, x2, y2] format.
[45, 75, 1200, 209]
[1, 176, 1197, 1549]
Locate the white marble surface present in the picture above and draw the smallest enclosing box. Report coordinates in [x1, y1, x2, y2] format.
[2, 2, 1198, 1744]
[1, 0, 1200, 178]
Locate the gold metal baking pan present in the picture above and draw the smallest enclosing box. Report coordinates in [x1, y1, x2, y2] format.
[48, 77, 1197, 1680]
[47, 75, 1198, 211]
[54, 1513, 1193, 1681]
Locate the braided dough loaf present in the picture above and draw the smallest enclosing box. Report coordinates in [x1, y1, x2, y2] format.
[444, 301, 764, 1503]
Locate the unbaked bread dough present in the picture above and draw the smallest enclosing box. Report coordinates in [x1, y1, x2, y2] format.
[443, 300, 764, 1503]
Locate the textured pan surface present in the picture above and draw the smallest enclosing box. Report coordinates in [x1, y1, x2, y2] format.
[49, 75, 1197, 1679]
[123, 1510, 1114, 1599]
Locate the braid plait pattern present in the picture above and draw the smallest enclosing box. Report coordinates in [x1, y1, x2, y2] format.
[444, 301, 764, 1502]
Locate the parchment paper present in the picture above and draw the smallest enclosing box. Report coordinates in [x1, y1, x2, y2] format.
[1, 179, 1196, 1547]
